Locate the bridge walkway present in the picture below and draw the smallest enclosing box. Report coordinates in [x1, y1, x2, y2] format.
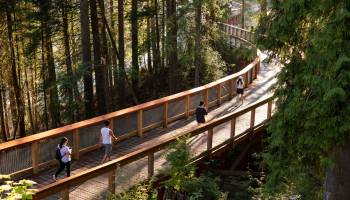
[32, 54, 279, 199]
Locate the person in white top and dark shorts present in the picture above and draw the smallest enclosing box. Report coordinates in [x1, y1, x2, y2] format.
[100, 120, 118, 163]
[236, 76, 245, 105]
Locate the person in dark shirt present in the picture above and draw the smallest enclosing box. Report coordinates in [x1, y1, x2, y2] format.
[195, 101, 208, 124]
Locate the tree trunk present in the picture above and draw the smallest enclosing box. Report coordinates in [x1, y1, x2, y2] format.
[61, 0, 77, 122]
[166, 0, 179, 93]
[324, 144, 350, 200]
[99, 0, 112, 112]
[41, 24, 49, 130]
[241, 0, 245, 28]
[131, 0, 139, 96]
[194, 0, 202, 87]
[118, 0, 126, 106]
[80, 0, 94, 118]
[0, 88, 7, 142]
[90, 0, 108, 115]
[6, 5, 25, 137]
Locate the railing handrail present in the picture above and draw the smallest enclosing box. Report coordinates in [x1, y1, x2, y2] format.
[0, 58, 259, 152]
[33, 95, 274, 199]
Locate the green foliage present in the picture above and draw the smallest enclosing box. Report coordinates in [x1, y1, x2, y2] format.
[0, 175, 37, 200]
[108, 181, 157, 200]
[255, 0, 350, 199]
[163, 136, 223, 199]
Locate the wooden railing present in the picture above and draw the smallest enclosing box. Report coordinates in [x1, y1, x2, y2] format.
[0, 23, 257, 178]
[219, 23, 255, 45]
[33, 95, 274, 199]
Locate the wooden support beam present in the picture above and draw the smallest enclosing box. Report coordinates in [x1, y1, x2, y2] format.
[108, 167, 117, 194]
[72, 130, 80, 160]
[207, 128, 213, 151]
[230, 139, 255, 171]
[61, 188, 69, 200]
[138, 110, 143, 137]
[231, 118, 236, 139]
[109, 119, 114, 131]
[250, 109, 255, 129]
[148, 152, 154, 178]
[185, 95, 190, 118]
[31, 142, 39, 174]
[244, 73, 248, 88]
[267, 101, 272, 119]
[163, 102, 168, 128]
[217, 84, 222, 105]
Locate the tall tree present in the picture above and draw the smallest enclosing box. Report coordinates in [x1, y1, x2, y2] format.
[90, 0, 108, 115]
[131, 0, 139, 95]
[6, 3, 26, 137]
[61, 0, 78, 122]
[166, 0, 179, 93]
[256, 1, 350, 199]
[117, 0, 126, 105]
[0, 87, 7, 141]
[80, 0, 94, 118]
[194, 0, 202, 87]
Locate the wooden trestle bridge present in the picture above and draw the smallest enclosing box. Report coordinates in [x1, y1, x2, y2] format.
[0, 24, 280, 199]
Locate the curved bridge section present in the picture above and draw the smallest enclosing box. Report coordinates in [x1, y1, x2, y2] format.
[0, 24, 278, 200]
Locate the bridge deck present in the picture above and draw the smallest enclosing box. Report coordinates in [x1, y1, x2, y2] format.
[27, 56, 279, 200]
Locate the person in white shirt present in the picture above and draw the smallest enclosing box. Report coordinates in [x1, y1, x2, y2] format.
[236, 76, 245, 105]
[53, 137, 72, 180]
[100, 120, 117, 163]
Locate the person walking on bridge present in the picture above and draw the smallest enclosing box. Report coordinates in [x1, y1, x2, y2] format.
[236, 76, 245, 105]
[53, 137, 72, 181]
[100, 120, 118, 163]
[195, 101, 208, 125]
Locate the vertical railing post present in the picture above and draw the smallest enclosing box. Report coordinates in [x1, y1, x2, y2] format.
[250, 108, 256, 129]
[267, 100, 272, 119]
[61, 188, 69, 200]
[255, 61, 260, 79]
[217, 84, 222, 105]
[108, 166, 117, 194]
[163, 102, 168, 128]
[148, 152, 154, 178]
[207, 128, 213, 151]
[231, 118, 236, 139]
[185, 95, 190, 118]
[72, 130, 80, 160]
[244, 73, 248, 88]
[138, 110, 143, 137]
[32, 141, 39, 174]
[203, 88, 209, 109]
[229, 79, 234, 99]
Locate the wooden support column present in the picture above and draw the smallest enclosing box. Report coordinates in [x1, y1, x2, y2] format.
[109, 119, 114, 131]
[267, 101, 272, 119]
[72, 130, 80, 160]
[185, 95, 190, 118]
[229, 79, 234, 99]
[250, 108, 256, 129]
[255, 62, 259, 79]
[217, 84, 222, 105]
[148, 152, 154, 178]
[203, 88, 209, 109]
[32, 142, 39, 174]
[108, 167, 117, 194]
[207, 128, 213, 151]
[163, 102, 168, 128]
[231, 118, 236, 139]
[61, 188, 69, 200]
[244, 73, 248, 88]
[138, 110, 143, 137]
